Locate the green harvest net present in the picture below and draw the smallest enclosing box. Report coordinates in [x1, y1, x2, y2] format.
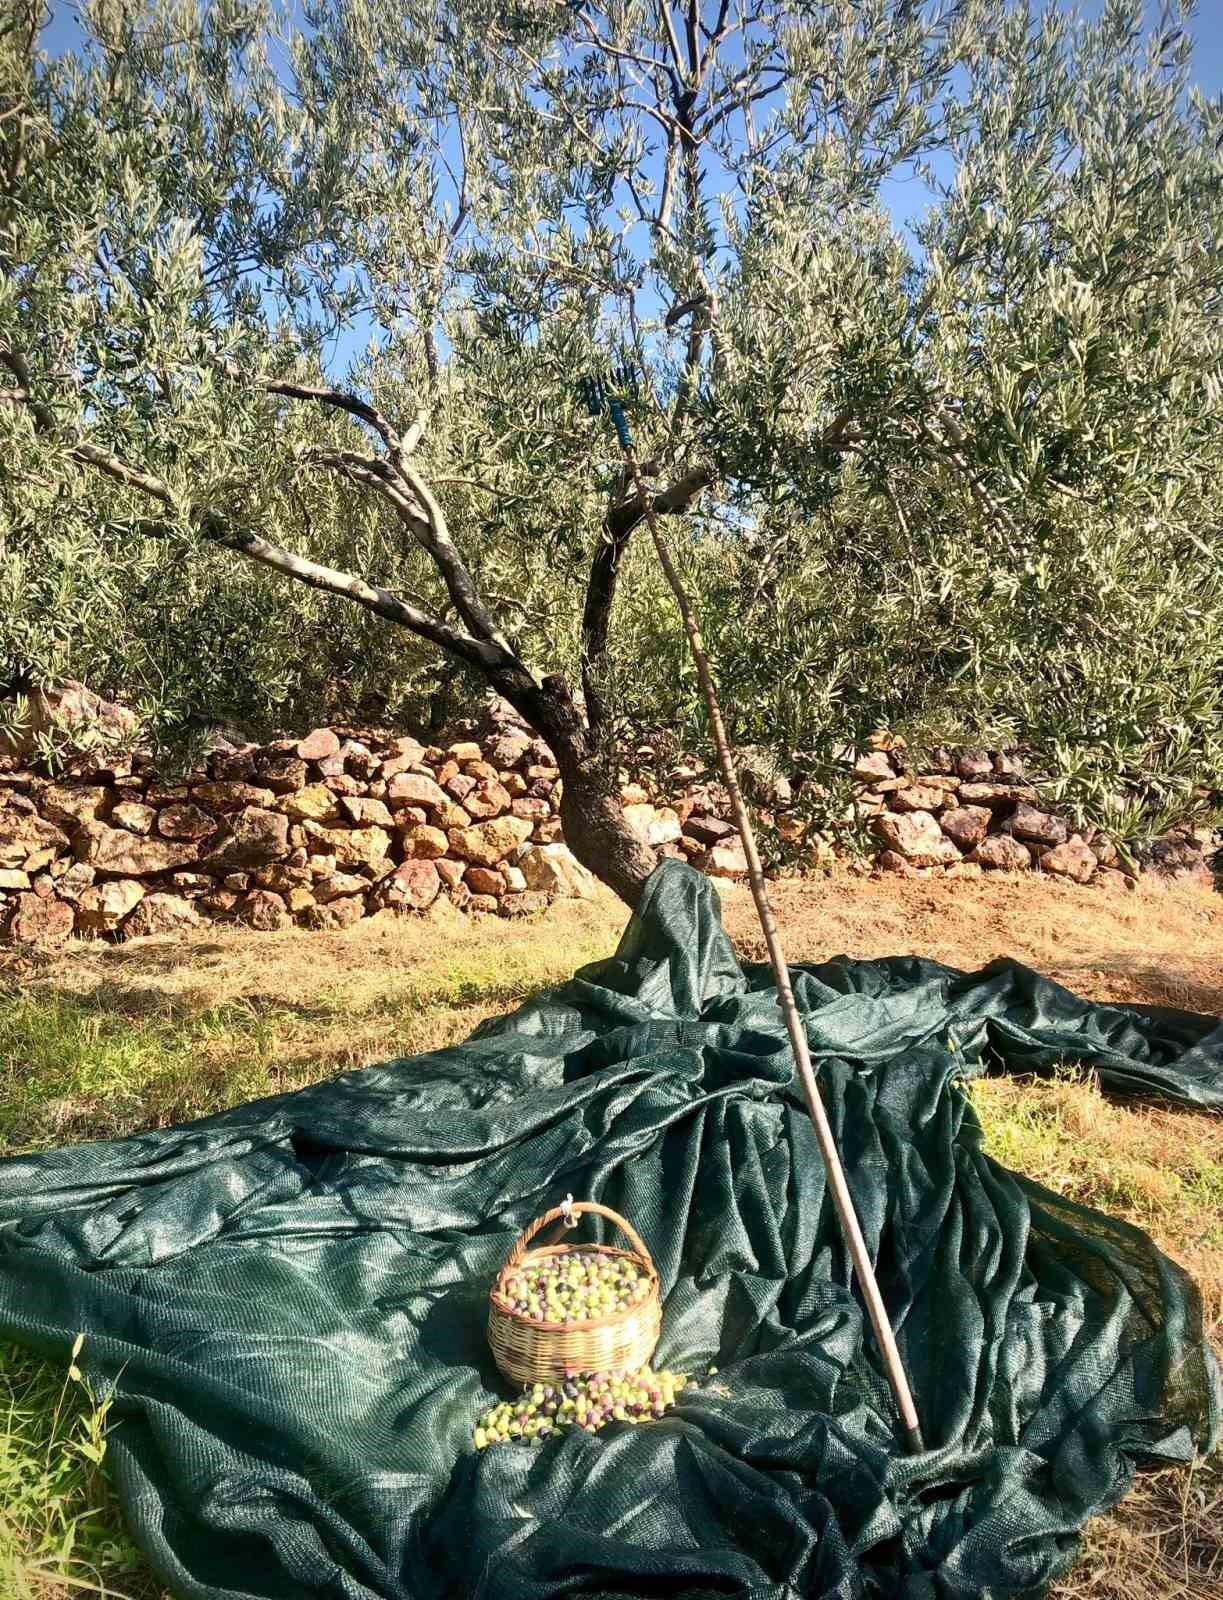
[0, 860, 1218, 1599]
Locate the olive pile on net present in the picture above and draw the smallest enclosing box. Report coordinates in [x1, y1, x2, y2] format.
[500, 1250, 650, 1323]
[474, 1366, 687, 1447]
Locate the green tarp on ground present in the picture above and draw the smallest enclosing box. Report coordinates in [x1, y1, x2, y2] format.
[0, 860, 1219, 1599]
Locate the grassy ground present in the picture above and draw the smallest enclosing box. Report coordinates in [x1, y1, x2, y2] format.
[0, 870, 1219, 1598]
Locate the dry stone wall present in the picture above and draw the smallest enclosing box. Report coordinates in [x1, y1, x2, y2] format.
[0, 723, 1216, 944]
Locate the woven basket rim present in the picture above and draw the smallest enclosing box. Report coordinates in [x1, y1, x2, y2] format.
[490, 1241, 660, 1334]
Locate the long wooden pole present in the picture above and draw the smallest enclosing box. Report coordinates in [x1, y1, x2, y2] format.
[614, 429, 924, 1455]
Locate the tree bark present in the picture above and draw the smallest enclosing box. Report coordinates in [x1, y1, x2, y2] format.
[488, 670, 657, 908]
[553, 750, 657, 908]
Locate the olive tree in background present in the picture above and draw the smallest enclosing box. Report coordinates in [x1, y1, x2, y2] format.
[3, 0, 1221, 903]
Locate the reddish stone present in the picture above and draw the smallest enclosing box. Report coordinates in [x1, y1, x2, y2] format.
[464, 866, 505, 896]
[703, 838, 749, 879]
[433, 802, 473, 831]
[76, 823, 198, 876]
[190, 781, 275, 812]
[955, 750, 994, 780]
[1010, 803, 1069, 848]
[76, 879, 145, 931]
[41, 785, 109, 827]
[447, 817, 533, 866]
[487, 733, 532, 769]
[158, 803, 217, 840]
[1040, 835, 1097, 883]
[684, 815, 736, 847]
[436, 858, 467, 890]
[314, 872, 368, 903]
[970, 835, 1032, 871]
[939, 805, 992, 850]
[383, 736, 426, 760]
[852, 751, 895, 782]
[0, 813, 68, 870]
[238, 889, 289, 931]
[197, 807, 289, 873]
[323, 773, 363, 797]
[464, 781, 511, 820]
[373, 859, 440, 912]
[256, 753, 308, 794]
[402, 824, 448, 860]
[379, 753, 420, 780]
[122, 893, 201, 938]
[511, 796, 551, 822]
[873, 811, 959, 866]
[340, 796, 395, 828]
[387, 772, 447, 810]
[877, 849, 917, 877]
[338, 740, 379, 778]
[892, 785, 948, 814]
[303, 895, 365, 930]
[8, 893, 74, 943]
[958, 782, 1039, 810]
[297, 727, 341, 761]
[199, 889, 240, 917]
[210, 747, 259, 782]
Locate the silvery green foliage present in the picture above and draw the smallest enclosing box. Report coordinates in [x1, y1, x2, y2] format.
[2, 2, 1221, 835]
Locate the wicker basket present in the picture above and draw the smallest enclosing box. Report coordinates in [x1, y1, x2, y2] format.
[488, 1201, 661, 1386]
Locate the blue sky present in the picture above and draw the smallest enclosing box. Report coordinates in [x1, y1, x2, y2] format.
[38, 2, 1223, 376]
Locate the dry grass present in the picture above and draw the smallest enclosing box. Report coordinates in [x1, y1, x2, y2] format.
[0, 868, 1220, 1599]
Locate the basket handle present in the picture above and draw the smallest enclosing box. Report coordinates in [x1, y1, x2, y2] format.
[503, 1201, 656, 1277]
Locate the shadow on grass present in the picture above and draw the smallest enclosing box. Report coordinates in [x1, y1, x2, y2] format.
[1045, 955, 1223, 1019]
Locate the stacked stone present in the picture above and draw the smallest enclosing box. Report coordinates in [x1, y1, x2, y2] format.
[837, 746, 1128, 885]
[0, 726, 598, 943]
[1, 721, 1217, 946]
[637, 744, 1219, 890]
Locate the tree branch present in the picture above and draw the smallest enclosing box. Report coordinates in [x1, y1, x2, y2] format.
[581, 463, 714, 732]
[254, 375, 404, 462]
[0, 349, 53, 433]
[134, 512, 515, 674]
[252, 373, 514, 653]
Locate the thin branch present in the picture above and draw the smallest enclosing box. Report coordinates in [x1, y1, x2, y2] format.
[135, 514, 512, 672]
[577, 15, 670, 76]
[658, 3, 686, 78]
[254, 375, 403, 461]
[684, 1, 700, 78]
[656, 127, 680, 233]
[396, 457, 515, 653]
[0, 349, 52, 432]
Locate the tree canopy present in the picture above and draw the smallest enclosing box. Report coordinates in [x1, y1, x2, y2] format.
[3, 0, 1222, 843]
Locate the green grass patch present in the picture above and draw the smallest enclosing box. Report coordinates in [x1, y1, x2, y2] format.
[0, 1339, 154, 1598]
[0, 990, 291, 1153]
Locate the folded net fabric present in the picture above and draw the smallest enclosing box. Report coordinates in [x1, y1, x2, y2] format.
[0, 861, 1218, 1599]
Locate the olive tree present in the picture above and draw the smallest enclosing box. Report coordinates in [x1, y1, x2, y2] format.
[4, 0, 1221, 899]
[1, 0, 977, 902]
